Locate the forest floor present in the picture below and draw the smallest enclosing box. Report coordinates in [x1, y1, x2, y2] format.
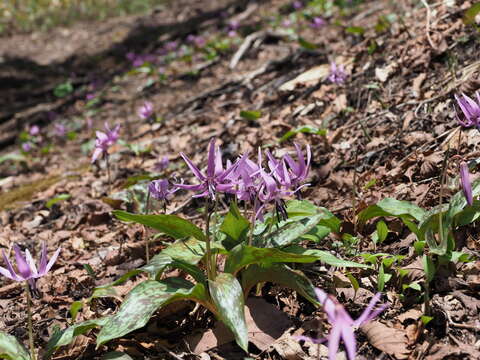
[0, 0, 479, 359]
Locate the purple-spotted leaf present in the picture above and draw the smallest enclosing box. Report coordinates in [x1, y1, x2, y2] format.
[224, 244, 318, 274]
[112, 210, 206, 241]
[45, 318, 110, 359]
[0, 332, 31, 360]
[209, 273, 248, 352]
[96, 278, 209, 347]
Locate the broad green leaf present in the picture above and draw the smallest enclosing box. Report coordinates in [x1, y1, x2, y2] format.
[241, 263, 318, 305]
[279, 125, 327, 143]
[220, 202, 250, 249]
[376, 220, 388, 243]
[298, 37, 317, 50]
[224, 244, 319, 274]
[113, 210, 206, 241]
[464, 3, 480, 25]
[284, 246, 370, 268]
[377, 263, 386, 292]
[102, 352, 134, 360]
[0, 153, 26, 164]
[209, 273, 248, 352]
[44, 318, 109, 359]
[91, 238, 211, 299]
[141, 253, 206, 284]
[96, 278, 209, 347]
[0, 332, 30, 360]
[345, 26, 365, 35]
[358, 198, 425, 223]
[423, 255, 435, 283]
[46, 194, 71, 209]
[254, 213, 324, 248]
[286, 200, 341, 233]
[240, 110, 262, 121]
[69, 301, 83, 322]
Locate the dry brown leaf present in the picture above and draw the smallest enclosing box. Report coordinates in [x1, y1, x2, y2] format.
[279, 65, 330, 91]
[187, 298, 292, 353]
[360, 321, 410, 359]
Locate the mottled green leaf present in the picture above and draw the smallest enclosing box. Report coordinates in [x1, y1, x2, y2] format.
[46, 194, 71, 209]
[225, 244, 318, 274]
[240, 110, 262, 121]
[284, 246, 370, 268]
[44, 318, 109, 359]
[279, 125, 327, 143]
[113, 210, 206, 241]
[96, 278, 209, 347]
[102, 351, 133, 360]
[358, 198, 425, 223]
[209, 273, 248, 352]
[254, 213, 324, 248]
[0, 332, 30, 360]
[220, 202, 250, 249]
[241, 264, 318, 305]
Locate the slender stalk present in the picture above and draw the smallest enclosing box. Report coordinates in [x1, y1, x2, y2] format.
[204, 200, 215, 280]
[145, 191, 151, 264]
[248, 196, 259, 246]
[105, 154, 112, 193]
[24, 282, 36, 360]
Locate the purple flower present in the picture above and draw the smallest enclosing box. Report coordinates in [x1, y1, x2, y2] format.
[86, 93, 96, 101]
[54, 123, 66, 137]
[137, 101, 154, 120]
[176, 138, 240, 199]
[22, 142, 32, 152]
[460, 162, 473, 205]
[454, 92, 480, 128]
[227, 20, 240, 37]
[293, 0, 304, 9]
[164, 41, 178, 53]
[328, 62, 347, 84]
[148, 179, 177, 201]
[0, 243, 60, 283]
[311, 16, 326, 28]
[154, 156, 170, 172]
[284, 143, 311, 190]
[91, 122, 120, 163]
[29, 125, 40, 136]
[296, 289, 387, 360]
[187, 34, 206, 48]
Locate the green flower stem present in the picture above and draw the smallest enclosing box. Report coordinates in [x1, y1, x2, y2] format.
[24, 282, 36, 360]
[248, 196, 259, 246]
[105, 153, 112, 194]
[204, 200, 215, 280]
[145, 190, 151, 264]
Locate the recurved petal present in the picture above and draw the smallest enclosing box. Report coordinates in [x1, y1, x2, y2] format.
[0, 266, 16, 280]
[180, 152, 206, 181]
[25, 249, 38, 277]
[13, 245, 32, 279]
[327, 325, 342, 360]
[43, 247, 61, 275]
[2, 250, 19, 281]
[354, 292, 385, 326]
[206, 138, 217, 178]
[341, 325, 357, 360]
[91, 147, 104, 163]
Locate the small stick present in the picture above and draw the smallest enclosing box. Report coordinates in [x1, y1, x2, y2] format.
[420, 0, 437, 50]
[24, 282, 36, 360]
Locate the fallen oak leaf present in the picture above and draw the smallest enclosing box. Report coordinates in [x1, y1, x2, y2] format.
[360, 321, 410, 359]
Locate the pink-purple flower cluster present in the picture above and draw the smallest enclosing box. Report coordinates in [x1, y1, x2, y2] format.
[169, 138, 311, 220]
[137, 101, 154, 120]
[328, 62, 347, 85]
[454, 92, 480, 128]
[296, 288, 387, 360]
[91, 122, 120, 163]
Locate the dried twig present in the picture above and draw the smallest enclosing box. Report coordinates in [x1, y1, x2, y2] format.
[420, 0, 437, 50]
